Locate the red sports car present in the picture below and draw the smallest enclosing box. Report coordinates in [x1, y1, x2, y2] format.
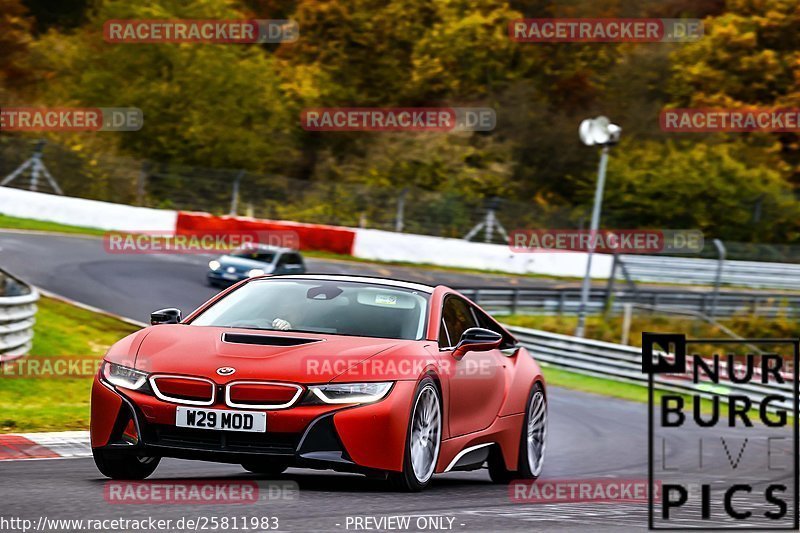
[91, 275, 547, 491]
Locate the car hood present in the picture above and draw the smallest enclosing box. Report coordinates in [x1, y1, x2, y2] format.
[218, 255, 274, 270]
[123, 325, 418, 384]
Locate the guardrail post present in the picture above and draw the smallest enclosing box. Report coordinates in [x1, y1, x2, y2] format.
[558, 292, 566, 315]
[510, 288, 519, 315]
[620, 303, 633, 345]
[709, 239, 726, 319]
[604, 254, 619, 315]
[617, 258, 640, 299]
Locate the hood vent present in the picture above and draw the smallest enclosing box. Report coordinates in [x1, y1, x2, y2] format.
[222, 332, 322, 347]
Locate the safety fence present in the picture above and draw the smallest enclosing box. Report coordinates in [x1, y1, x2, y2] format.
[617, 254, 800, 291]
[0, 136, 571, 242]
[459, 287, 800, 318]
[0, 270, 38, 362]
[506, 325, 795, 412]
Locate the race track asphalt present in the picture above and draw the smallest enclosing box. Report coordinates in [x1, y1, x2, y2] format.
[0, 231, 573, 324]
[0, 230, 794, 531]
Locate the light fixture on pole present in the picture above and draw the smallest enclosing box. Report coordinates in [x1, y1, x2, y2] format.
[574, 116, 621, 338]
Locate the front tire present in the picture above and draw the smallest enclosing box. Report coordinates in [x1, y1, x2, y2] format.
[93, 449, 160, 480]
[389, 377, 442, 492]
[489, 382, 546, 483]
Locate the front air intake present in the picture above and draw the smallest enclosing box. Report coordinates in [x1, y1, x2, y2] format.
[149, 375, 215, 405]
[226, 381, 304, 409]
[222, 332, 322, 347]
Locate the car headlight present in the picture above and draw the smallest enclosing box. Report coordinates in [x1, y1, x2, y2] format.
[247, 268, 265, 277]
[308, 382, 393, 404]
[102, 362, 149, 390]
[208, 260, 221, 271]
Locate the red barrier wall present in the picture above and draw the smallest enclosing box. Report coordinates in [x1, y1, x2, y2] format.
[175, 212, 356, 255]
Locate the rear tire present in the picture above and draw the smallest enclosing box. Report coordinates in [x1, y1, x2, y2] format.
[389, 377, 442, 492]
[488, 382, 546, 483]
[241, 460, 289, 476]
[93, 449, 160, 480]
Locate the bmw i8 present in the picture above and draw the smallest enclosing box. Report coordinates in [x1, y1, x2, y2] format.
[91, 275, 546, 491]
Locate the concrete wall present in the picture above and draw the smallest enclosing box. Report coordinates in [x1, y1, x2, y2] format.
[0, 187, 177, 232]
[0, 188, 612, 277]
[351, 228, 612, 278]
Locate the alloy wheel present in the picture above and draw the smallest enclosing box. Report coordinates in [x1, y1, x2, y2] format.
[409, 384, 441, 483]
[526, 390, 547, 476]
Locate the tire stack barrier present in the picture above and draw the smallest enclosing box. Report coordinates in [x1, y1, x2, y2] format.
[0, 269, 38, 363]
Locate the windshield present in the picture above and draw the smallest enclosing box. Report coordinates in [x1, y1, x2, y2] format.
[230, 249, 276, 263]
[191, 279, 429, 340]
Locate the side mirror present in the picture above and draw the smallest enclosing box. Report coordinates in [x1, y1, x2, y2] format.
[150, 308, 182, 325]
[452, 327, 503, 360]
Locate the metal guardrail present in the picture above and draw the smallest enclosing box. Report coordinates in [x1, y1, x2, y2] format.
[506, 325, 794, 411]
[459, 287, 800, 318]
[617, 254, 800, 290]
[0, 270, 38, 362]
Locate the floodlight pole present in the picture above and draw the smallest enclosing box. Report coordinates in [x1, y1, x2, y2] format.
[574, 145, 609, 338]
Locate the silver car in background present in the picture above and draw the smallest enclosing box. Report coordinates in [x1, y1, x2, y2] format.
[207, 245, 306, 286]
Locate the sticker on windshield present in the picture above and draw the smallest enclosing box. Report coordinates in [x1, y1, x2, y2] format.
[374, 294, 398, 305]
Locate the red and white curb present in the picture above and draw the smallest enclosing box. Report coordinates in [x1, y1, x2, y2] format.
[0, 431, 91, 461]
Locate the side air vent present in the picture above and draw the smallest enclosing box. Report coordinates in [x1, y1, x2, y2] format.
[222, 333, 322, 347]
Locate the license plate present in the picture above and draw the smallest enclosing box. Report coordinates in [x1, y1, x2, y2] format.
[221, 273, 239, 281]
[175, 407, 266, 433]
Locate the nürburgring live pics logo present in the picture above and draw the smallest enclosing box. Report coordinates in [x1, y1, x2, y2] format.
[643, 332, 799, 529]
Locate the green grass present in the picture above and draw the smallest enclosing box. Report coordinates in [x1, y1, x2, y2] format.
[545, 364, 699, 408]
[543, 365, 652, 402]
[0, 213, 106, 236]
[0, 296, 140, 433]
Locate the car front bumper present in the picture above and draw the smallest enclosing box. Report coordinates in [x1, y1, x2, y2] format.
[91, 376, 415, 473]
[207, 270, 247, 284]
